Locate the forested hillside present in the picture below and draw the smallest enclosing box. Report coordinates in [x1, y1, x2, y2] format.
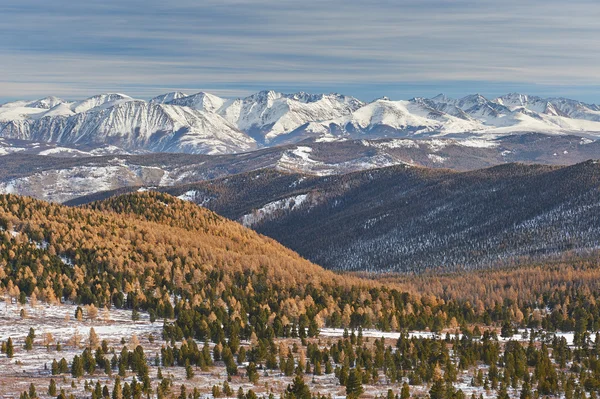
[4, 193, 600, 399]
[108, 161, 600, 273]
[3, 191, 600, 335]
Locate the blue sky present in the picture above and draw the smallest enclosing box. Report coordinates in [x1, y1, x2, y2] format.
[1, 0, 600, 103]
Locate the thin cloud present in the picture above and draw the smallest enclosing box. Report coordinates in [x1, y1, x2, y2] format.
[1, 0, 600, 102]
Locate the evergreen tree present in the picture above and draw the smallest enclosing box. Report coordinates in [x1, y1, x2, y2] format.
[247, 362, 259, 384]
[51, 359, 59, 375]
[6, 337, 14, 358]
[24, 336, 33, 351]
[346, 369, 364, 399]
[48, 379, 57, 396]
[112, 377, 123, 399]
[71, 355, 84, 378]
[430, 379, 446, 399]
[520, 379, 532, 399]
[401, 382, 410, 399]
[28, 383, 36, 399]
[185, 359, 194, 380]
[285, 374, 311, 399]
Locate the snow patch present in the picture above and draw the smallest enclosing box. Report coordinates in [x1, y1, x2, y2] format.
[241, 194, 309, 226]
[427, 154, 446, 163]
[361, 139, 419, 149]
[456, 139, 499, 148]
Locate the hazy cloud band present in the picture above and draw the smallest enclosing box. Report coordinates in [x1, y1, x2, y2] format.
[1, 0, 600, 102]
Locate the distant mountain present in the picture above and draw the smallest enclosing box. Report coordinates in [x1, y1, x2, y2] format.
[0, 94, 256, 155]
[296, 93, 600, 139]
[3, 133, 600, 203]
[495, 93, 600, 122]
[294, 98, 484, 140]
[2, 90, 600, 155]
[215, 90, 365, 144]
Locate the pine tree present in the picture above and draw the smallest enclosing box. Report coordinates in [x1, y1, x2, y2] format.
[71, 355, 84, 378]
[59, 358, 69, 374]
[247, 362, 259, 384]
[48, 379, 57, 396]
[185, 359, 194, 380]
[520, 379, 532, 399]
[430, 379, 446, 399]
[401, 382, 410, 399]
[346, 369, 364, 399]
[6, 337, 14, 358]
[285, 374, 311, 399]
[498, 383, 510, 399]
[51, 359, 59, 375]
[112, 377, 123, 399]
[28, 383, 36, 399]
[223, 381, 233, 397]
[237, 346, 246, 364]
[308, 318, 319, 338]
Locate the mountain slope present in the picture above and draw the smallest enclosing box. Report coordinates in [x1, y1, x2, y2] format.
[0, 192, 351, 300]
[495, 93, 600, 122]
[149, 91, 188, 104]
[147, 161, 600, 273]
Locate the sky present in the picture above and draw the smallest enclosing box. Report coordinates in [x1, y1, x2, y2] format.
[1, 0, 600, 103]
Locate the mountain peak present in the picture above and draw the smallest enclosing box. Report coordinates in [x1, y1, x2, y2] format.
[27, 96, 68, 109]
[149, 91, 188, 104]
[431, 93, 452, 103]
[167, 91, 225, 112]
[71, 93, 133, 113]
[248, 90, 284, 103]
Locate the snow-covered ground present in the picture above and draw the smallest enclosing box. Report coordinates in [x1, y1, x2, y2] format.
[0, 297, 595, 399]
[0, 300, 162, 398]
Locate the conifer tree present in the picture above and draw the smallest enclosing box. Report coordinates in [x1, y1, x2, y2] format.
[71, 355, 84, 378]
[6, 337, 14, 358]
[346, 369, 364, 399]
[285, 374, 311, 399]
[401, 382, 410, 399]
[48, 379, 57, 396]
[430, 378, 446, 399]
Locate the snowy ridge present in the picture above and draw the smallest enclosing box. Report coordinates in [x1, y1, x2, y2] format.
[2, 90, 600, 155]
[216, 90, 365, 143]
[0, 98, 256, 155]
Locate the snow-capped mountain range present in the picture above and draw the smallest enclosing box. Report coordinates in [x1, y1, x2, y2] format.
[1, 90, 600, 155]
